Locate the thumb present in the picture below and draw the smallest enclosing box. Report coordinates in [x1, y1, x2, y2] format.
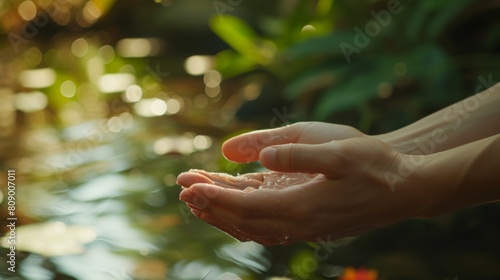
[259, 142, 347, 178]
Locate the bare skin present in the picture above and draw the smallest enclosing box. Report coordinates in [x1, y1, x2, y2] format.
[179, 137, 430, 245]
[177, 84, 500, 246]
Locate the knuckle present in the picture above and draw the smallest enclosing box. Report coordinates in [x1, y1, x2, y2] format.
[321, 147, 348, 176]
[284, 144, 302, 171]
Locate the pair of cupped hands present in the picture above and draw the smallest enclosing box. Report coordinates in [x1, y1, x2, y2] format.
[177, 122, 431, 246]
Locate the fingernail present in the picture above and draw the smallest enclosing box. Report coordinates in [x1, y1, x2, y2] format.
[191, 208, 201, 217]
[179, 189, 193, 203]
[187, 203, 200, 210]
[260, 147, 277, 166]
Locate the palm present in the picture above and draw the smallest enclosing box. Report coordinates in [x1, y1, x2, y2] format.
[177, 169, 320, 191]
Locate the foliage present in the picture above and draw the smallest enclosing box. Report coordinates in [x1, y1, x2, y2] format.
[210, 0, 500, 131]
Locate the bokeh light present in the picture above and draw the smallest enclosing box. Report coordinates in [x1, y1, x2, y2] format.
[153, 135, 195, 155]
[23, 47, 43, 67]
[123, 85, 143, 103]
[14, 91, 48, 113]
[203, 70, 222, 88]
[184, 55, 213, 76]
[242, 83, 261, 101]
[194, 94, 209, 108]
[151, 99, 167, 116]
[98, 45, 116, 64]
[378, 82, 393, 99]
[108, 116, 123, 133]
[205, 85, 220, 98]
[18, 68, 56, 88]
[165, 97, 182, 115]
[133, 98, 167, 117]
[301, 24, 317, 34]
[117, 38, 163, 58]
[60, 80, 77, 98]
[97, 73, 136, 93]
[71, 38, 89, 57]
[86, 57, 105, 82]
[193, 135, 212, 151]
[82, 1, 102, 24]
[18, 0, 37, 21]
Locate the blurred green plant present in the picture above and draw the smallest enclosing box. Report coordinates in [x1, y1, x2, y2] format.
[210, 0, 500, 131]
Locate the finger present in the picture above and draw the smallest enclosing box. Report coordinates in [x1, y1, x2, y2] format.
[183, 186, 298, 245]
[206, 203, 293, 240]
[259, 142, 348, 178]
[189, 207, 251, 242]
[178, 170, 263, 190]
[176, 171, 213, 188]
[221, 123, 315, 163]
[192, 170, 263, 190]
[181, 183, 283, 218]
[191, 208, 285, 246]
[181, 184, 296, 245]
[222, 122, 363, 163]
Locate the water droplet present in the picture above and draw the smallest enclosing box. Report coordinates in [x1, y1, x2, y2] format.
[280, 235, 291, 245]
[243, 187, 256, 193]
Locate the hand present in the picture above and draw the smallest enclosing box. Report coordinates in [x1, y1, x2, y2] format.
[221, 122, 365, 163]
[178, 137, 433, 246]
[177, 169, 321, 244]
[177, 169, 317, 192]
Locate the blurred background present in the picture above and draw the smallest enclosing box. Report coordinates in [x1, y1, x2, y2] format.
[0, 0, 500, 279]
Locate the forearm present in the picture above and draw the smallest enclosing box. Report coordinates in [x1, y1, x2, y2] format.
[375, 83, 500, 154]
[417, 133, 500, 218]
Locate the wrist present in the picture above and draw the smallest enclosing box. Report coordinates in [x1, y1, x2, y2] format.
[372, 132, 410, 154]
[411, 135, 500, 218]
[383, 152, 443, 219]
[410, 153, 454, 218]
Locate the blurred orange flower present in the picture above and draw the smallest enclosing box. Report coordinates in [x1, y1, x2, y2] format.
[338, 267, 378, 280]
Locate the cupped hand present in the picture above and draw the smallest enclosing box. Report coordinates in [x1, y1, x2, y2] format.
[178, 137, 433, 246]
[177, 169, 317, 191]
[177, 170, 322, 244]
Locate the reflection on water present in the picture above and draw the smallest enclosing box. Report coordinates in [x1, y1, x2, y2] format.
[1, 113, 265, 278]
[1, 221, 96, 256]
[0, 11, 270, 276]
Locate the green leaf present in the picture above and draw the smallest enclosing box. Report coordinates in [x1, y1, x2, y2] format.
[213, 49, 257, 78]
[285, 64, 356, 100]
[425, 0, 472, 39]
[401, 45, 447, 76]
[280, 31, 356, 62]
[406, 0, 429, 43]
[312, 58, 396, 119]
[210, 15, 260, 60]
